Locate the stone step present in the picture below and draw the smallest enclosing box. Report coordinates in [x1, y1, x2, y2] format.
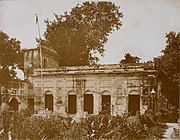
[162, 123, 178, 140]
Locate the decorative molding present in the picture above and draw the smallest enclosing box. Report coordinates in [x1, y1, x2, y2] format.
[129, 90, 140, 95]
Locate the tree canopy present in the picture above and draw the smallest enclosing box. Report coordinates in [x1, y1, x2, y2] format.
[120, 53, 141, 64]
[154, 31, 180, 107]
[41, 1, 123, 66]
[155, 31, 180, 82]
[0, 31, 23, 87]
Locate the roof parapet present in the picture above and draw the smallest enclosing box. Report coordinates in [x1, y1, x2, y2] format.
[32, 63, 156, 76]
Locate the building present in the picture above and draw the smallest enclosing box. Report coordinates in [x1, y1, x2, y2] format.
[23, 46, 59, 78]
[30, 63, 157, 117]
[3, 46, 160, 118]
[0, 78, 24, 114]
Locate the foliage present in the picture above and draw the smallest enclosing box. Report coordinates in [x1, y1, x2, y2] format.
[10, 111, 26, 139]
[0, 108, 33, 139]
[79, 114, 126, 139]
[58, 121, 84, 140]
[155, 32, 180, 82]
[41, 1, 123, 66]
[120, 53, 141, 64]
[159, 73, 178, 107]
[0, 31, 23, 87]
[160, 104, 178, 123]
[154, 31, 180, 107]
[1, 110, 167, 140]
[65, 112, 165, 140]
[21, 115, 68, 140]
[1, 107, 13, 133]
[139, 109, 159, 128]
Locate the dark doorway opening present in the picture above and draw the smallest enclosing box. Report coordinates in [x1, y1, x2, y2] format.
[45, 94, 53, 111]
[128, 95, 140, 116]
[9, 98, 18, 111]
[102, 95, 111, 114]
[68, 95, 77, 114]
[84, 94, 93, 114]
[28, 98, 34, 112]
[43, 58, 48, 68]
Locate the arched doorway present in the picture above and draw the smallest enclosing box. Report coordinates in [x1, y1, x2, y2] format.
[101, 90, 111, 114]
[128, 90, 140, 116]
[84, 91, 93, 114]
[67, 91, 77, 114]
[45, 91, 53, 111]
[9, 98, 19, 111]
[28, 98, 34, 113]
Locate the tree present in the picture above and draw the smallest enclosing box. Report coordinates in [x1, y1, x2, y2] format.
[120, 53, 141, 64]
[0, 31, 23, 87]
[41, 1, 123, 66]
[154, 31, 180, 107]
[155, 32, 180, 82]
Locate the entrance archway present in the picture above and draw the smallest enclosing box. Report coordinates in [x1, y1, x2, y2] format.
[84, 91, 93, 114]
[101, 90, 111, 114]
[128, 90, 140, 116]
[28, 98, 34, 112]
[45, 91, 53, 111]
[9, 98, 19, 111]
[67, 91, 77, 114]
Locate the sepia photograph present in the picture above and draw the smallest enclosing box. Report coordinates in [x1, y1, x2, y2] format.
[0, 0, 180, 139]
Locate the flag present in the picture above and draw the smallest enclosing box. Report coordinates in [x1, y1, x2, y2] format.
[35, 14, 38, 24]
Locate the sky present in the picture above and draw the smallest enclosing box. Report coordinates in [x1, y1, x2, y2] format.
[0, 0, 180, 66]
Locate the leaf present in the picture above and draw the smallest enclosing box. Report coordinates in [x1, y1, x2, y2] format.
[42, 1, 123, 66]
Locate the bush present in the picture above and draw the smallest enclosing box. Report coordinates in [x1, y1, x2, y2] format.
[1, 109, 167, 139]
[65, 114, 157, 140]
[21, 115, 68, 140]
[139, 109, 155, 127]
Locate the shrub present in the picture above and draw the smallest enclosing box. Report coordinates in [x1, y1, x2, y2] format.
[139, 109, 155, 127]
[21, 115, 68, 139]
[66, 113, 154, 140]
[1, 109, 167, 139]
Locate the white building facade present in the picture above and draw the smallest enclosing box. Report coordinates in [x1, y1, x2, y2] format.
[3, 47, 158, 118]
[25, 64, 157, 118]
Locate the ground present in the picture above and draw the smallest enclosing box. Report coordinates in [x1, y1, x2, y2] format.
[162, 123, 179, 140]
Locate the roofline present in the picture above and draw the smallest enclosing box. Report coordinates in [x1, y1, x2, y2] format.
[22, 45, 57, 54]
[31, 63, 156, 77]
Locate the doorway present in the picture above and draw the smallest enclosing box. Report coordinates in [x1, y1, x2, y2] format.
[45, 94, 53, 111]
[28, 98, 34, 112]
[84, 94, 93, 114]
[68, 95, 77, 114]
[128, 95, 140, 116]
[102, 95, 111, 114]
[9, 98, 18, 111]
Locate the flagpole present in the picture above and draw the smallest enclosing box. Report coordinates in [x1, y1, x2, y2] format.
[35, 14, 44, 94]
